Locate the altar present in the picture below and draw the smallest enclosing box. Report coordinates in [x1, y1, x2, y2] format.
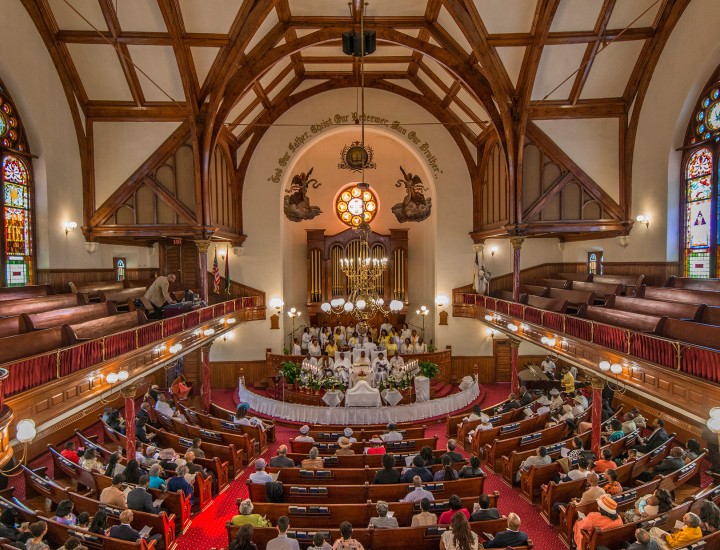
[345, 380, 382, 407]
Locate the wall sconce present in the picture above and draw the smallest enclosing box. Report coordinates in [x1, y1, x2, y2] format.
[169, 343, 183, 354]
[64, 221, 78, 235]
[105, 370, 129, 384]
[85, 241, 99, 254]
[490, 246, 498, 257]
[14, 418, 37, 464]
[706, 408, 720, 442]
[598, 360, 626, 393]
[221, 331, 234, 342]
[269, 298, 284, 311]
[636, 214, 650, 228]
[219, 248, 226, 261]
[485, 327, 498, 338]
[435, 295, 450, 309]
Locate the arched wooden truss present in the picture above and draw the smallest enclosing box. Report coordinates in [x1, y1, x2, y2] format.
[20, 0, 690, 245]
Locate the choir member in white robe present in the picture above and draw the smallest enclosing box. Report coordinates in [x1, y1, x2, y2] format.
[415, 338, 428, 353]
[301, 328, 311, 352]
[291, 338, 302, 356]
[389, 354, 404, 376]
[410, 329, 419, 345]
[380, 319, 393, 336]
[334, 352, 352, 385]
[309, 325, 319, 338]
[400, 324, 411, 341]
[401, 338, 415, 354]
[541, 355, 557, 377]
[308, 337, 322, 357]
[363, 339, 377, 353]
[304, 354, 318, 367]
[333, 327, 346, 346]
[353, 350, 371, 384]
[373, 353, 390, 386]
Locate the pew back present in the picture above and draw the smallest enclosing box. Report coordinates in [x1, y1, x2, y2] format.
[22, 302, 117, 330]
[0, 293, 86, 316]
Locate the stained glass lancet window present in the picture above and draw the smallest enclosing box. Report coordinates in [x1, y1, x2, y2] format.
[0, 81, 33, 286]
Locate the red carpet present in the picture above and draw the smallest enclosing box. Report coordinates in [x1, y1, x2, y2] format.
[178, 382, 565, 550]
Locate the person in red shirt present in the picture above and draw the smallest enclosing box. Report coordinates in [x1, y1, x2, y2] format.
[60, 441, 80, 464]
[366, 436, 386, 455]
[438, 495, 470, 525]
[594, 448, 616, 473]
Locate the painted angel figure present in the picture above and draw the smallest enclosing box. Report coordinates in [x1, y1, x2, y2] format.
[392, 166, 432, 222]
[284, 167, 323, 221]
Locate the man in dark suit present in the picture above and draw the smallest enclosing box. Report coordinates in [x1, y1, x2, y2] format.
[127, 475, 160, 514]
[108, 510, 142, 542]
[440, 439, 464, 463]
[635, 418, 669, 453]
[637, 447, 686, 482]
[470, 494, 500, 522]
[482, 513, 528, 548]
[400, 455, 433, 483]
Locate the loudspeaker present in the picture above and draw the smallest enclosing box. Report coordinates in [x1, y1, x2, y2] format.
[342, 30, 377, 56]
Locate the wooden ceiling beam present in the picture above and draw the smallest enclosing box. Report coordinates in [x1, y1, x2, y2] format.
[303, 71, 408, 79]
[486, 27, 654, 47]
[85, 102, 188, 120]
[568, 0, 617, 106]
[98, 0, 145, 107]
[55, 30, 229, 47]
[301, 56, 415, 64]
[528, 98, 626, 119]
[288, 16, 428, 28]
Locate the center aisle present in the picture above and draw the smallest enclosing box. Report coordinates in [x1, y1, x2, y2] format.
[177, 384, 562, 550]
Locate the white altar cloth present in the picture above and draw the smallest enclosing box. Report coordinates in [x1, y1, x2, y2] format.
[322, 390, 344, 407]
[414, 376, 430, 403]
[345, 381, 382, 407]
[382, 389, 403, 406]
[237, 376, 480, 425]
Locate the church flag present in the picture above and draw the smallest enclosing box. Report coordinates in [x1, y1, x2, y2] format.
[472, 248, 481, 293]
[224, 246, 230, 294]
[212, 248, 220, 294]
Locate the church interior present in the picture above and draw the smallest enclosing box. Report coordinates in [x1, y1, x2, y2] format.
[1, 0, 720, 549]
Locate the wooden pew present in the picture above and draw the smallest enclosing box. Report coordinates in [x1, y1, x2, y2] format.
[269, 463, 465, 485]
[99, 287, 147, 310]
[471, 413, 550, 457]
[0, 284, 53, 301]
[661, 318, 720, 350]
[0, 326, 68, 364]
[458, 406, 531, 446]
[0, 292, 86, 316]
[593, 274, 645, 296]
[208, 402, 276, 445]
[22, 302, 118, 330]
[64, 310, 148, 343]
[539, 278, 573, 290]
[41, 514, 157, 550]
[666, 275, 720, 292]
[547, 288, 598, 310]
[539, 478, 587, 524]
[181, 422, 255, 462]
[701, 305, 720, 326]
[578, 304, 666, 334]
[247, 477, 483, 503]
[446, 398, 514, 438]
[639, 285, 720, 307]
[492, 289, 524, 303]
[307, 425, 427, 442]
[69, 280, 125, 299]
[483, 422, 568, 472]
[286, 450, 447, 470]
[47, 445, 98, 492]
[520, 284, 550, 297]
[605, 295, 705, 321]
[249, 493, 500, 528]
[557, 273, 591, 283]
[571, 281, 623, 298]
[290, 436, 439, 456]
[0, 315, 24, 338]
[525, 294, 569, 313]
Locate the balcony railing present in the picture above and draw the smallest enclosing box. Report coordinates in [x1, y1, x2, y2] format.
[1, 295, 264, 399]
[452, 287, 720, 384]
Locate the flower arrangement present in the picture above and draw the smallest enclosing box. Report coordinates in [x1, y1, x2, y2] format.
[418, 360, 440, 379]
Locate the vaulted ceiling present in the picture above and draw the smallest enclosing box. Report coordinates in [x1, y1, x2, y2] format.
[20, 0, 690, 242]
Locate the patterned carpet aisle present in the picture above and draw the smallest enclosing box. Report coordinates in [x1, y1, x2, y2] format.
[177, 382, 563, 550]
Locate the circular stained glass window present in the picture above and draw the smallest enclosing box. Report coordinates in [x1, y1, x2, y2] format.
[335, 183, 378, 227]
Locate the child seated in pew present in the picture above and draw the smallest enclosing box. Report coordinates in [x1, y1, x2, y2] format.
[308, 531, 332, 550]
[25, 521, 49, 550]
[333, 521, 365, 550]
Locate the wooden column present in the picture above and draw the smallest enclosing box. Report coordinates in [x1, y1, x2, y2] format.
[121, 384, 137, 460]
[590, 376, 604, 457]
[510, 237, 524, 302]
[509, 337, 521, 394]
[194, 240, 211, 303]
[201, 344, 212, 413]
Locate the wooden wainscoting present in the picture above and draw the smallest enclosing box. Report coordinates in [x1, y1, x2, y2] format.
[450, 354, 547, 385]
[210, 360, 269, 388]
[37, 268, 158, 294]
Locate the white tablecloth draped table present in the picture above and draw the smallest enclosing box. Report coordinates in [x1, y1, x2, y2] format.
[345, 381, 382, 407]
[414, 376, 430, 403]
[237, 376, 480, 425]
[322, 390, 344, 407]
[381, 389, 403, 406]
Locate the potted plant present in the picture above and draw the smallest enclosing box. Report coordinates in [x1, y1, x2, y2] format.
[427, 342, 437, 353]
[279, 360, 300, 385]
[418, 360, 439, 379]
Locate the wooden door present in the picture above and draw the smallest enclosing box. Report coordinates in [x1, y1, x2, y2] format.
[494, 339, 511, 382]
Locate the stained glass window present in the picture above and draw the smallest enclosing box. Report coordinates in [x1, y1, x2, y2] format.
[0, 83, 33, 286]
[587, 251, 603, 275]
[335, 184, 378, 227]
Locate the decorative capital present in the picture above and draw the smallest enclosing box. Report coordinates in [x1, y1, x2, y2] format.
[194, 240, 212, 253]
[509, 236, 525, 250]
[589, 375, 605, 391]
[200, 343, 213, 354]
[509, 336, 521, 349]
[473, 243, 485, 254]
[120, 383, 138, 399]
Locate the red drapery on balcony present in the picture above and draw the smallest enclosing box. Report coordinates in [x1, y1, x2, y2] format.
[565, 317, 591, 341]
[542, 312, 564, 332]
[509, 303, 524, 319]
[59, 341, 102, 377]
[630, 334, 676, 370]
[104, 330, 137, 360]
[241, 297, 255, 308]
[185, 310, 200, 328]
[6, 354, 56, 397]
[485, 297, 497, 311]
[593, 324, 627, 353]
[496, 301, 509, 314]
[682, 345, 720, 382]
[163, 316, 183, 336]
[212, 304, 225, 318]
[200, 307, 213, 322]
[138, 323, 162, 347]
[524, 307, 542, 325]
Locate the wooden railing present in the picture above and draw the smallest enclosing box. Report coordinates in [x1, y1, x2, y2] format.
[1, 294, 265, 399]
[452, 287, 720, 384]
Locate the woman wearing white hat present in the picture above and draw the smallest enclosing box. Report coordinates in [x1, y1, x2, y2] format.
[294, 425, 314, 442]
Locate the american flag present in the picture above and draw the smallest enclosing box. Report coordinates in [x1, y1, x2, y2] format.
[224, 246, 230, 294]
[212, 247, 220, 294]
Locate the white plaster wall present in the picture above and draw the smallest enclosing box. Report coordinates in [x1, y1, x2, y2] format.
[562, 0, 720, 264]
[0, 3, 158, 271]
